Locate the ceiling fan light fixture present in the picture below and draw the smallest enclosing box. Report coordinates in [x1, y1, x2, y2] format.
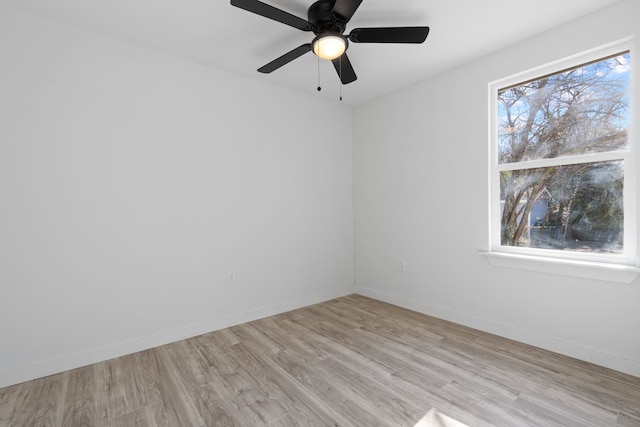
[231, 0, 431, 85]
[312, 34, 347, 60]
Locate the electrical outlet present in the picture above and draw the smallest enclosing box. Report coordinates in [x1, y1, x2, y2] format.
[227, 271, 236, 285]
[399, 260, 406, 272]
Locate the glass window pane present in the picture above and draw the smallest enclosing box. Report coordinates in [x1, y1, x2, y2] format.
[500, 161, 623, 253]
[498, 53, 630, 164]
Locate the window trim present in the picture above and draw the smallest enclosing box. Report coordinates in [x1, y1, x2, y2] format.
[485, 38, 640, 283]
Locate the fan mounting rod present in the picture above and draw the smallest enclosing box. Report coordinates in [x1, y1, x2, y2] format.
[309, 0, 346, 34]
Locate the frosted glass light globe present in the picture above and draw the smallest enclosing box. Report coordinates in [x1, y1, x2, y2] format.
[313, 35, 346, 60]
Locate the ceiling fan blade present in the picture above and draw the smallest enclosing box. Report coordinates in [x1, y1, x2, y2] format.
[258, 44, 312, 73]
[230, 0, 313, 31]
[348, 27, 430, 43]
[331, 0, 363, 23]
[332, 53, 357, 84]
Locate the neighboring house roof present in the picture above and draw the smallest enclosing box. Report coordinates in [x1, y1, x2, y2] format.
[534, 187, 554, 202]
[500, 187, 554, 204]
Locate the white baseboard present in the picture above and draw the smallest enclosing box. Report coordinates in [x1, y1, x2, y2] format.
[355, 286, 640, 378]
[0, 287, 354, 389]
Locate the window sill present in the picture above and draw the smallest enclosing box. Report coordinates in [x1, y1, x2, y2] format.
[479, 252, 640, 284]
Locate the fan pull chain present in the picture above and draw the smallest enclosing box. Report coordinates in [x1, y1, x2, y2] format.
[317, 55, 321, 91]
[339, 56, 343, 101]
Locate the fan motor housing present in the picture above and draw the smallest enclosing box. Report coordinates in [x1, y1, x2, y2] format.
[308, 0, 346, 34]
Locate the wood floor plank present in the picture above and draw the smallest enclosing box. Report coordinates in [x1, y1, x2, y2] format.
[513, 389, 617, 427]
[247, 316, 331, 364]
[313, 355, 426, 425]
[0, 383, 20, 426]
[1, 294, 639, 426]
[137, 347, 203, 427]
[187, 383, 244, 426]
[61, 365, 102, 427]
[226, 340, 345, 426]
[432, 380, 528, 427]
[266, 349, 387, 427]
[5, 373, 66, 427]
[104, 353, 148, 419]
[108, 406, 157, 427]
[265, 412, 335, 427]
[617, 412, 640, 427]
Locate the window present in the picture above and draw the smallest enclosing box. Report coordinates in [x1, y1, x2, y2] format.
[487, 41, 639, 281]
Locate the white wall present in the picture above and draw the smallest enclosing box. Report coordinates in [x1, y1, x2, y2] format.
[0, 7, 354, 387]
[353, 0, 640, 377]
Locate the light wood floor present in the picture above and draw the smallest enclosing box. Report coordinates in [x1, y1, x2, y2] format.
[1, 295, 639, 427]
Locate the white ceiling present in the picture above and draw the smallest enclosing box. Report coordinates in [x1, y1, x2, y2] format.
[0, 0, 624, 106]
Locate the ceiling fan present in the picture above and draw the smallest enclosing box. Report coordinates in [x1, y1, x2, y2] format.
[230, 0, 430, 84]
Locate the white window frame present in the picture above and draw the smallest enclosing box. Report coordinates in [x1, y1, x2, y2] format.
[483, 38, 640, 284]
